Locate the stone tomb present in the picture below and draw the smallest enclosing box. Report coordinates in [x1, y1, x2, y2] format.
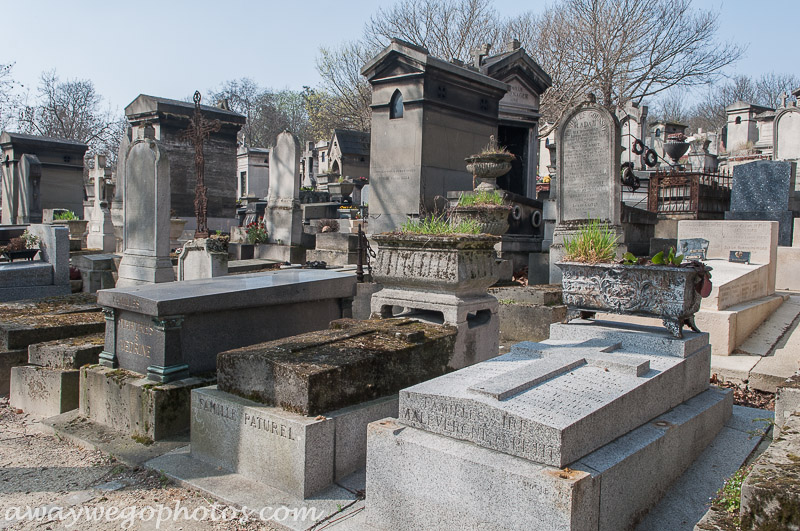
[0, 224, 71, 302]
[678, 220, 781, 355]
[9, 334, 103, 417]
[366, 320, 732, 530]
[150, 318, 456, 500]
[83, 270, 356, 440]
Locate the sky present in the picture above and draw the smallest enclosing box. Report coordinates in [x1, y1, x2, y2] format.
[0, 0, 796, 114]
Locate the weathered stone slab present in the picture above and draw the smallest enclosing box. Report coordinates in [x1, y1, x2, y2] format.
[27, 333, 104, 369]
[79, 365, 213, 441]
[9, 366, 79, 417]
[96, 269, 356, 381]
[740, 411, 800, 529]
[366, 388, 730, 531]
[217, 318, 456, 416]
[0, 349, 26, 395]
[399, 325, 710, 467]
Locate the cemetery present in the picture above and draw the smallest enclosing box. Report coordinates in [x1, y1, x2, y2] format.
[3, 2, 800, 530]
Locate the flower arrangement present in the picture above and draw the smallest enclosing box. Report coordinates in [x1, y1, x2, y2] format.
[245, 218, 268, 244]
[21, 230, 40, 249]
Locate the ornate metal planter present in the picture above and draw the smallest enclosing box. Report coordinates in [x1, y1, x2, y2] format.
[2, 249, 39, 262]
[556, 261, 704, 338]
[373, 233, 500, 296]
[450, 205, 511, 235]
[465, 153, 513, 191]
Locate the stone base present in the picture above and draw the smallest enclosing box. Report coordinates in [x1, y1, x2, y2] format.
[305, 249, 358, 266]
[190, 386, 398, 499]
[777, 246, 800, 291]
[496, 301, 567, 343]
[9, 366, 79, 417]
[496, 234, 543, 272]
[253, 243, 306, 264]
[79, 365, 214, 441]
[695, 294, 785, 355]
[365, 388, 731, 531]
[371, 288, 499, 369]
[0, 284, 71, 303]
[0, 349, 27, 396]
[116, 252, 174, 287]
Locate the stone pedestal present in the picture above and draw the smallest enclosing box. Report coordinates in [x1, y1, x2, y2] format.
[86, 203, 116, 253]
[176, 238, 228, 281]
[306, 232, 360, 266]
[371, 289, 498, 370]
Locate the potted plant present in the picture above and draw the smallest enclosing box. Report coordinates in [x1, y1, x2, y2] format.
[373, 215, 500, 296]
[450, 190, 512, 236]
[556, 220, 713, 338]
[1, 230, 40, 262]
[245, 218, 268, 245]
[52, 210, 89, 242]
[465, 135, 515, 191]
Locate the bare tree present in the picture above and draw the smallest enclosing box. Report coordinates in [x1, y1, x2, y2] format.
[315, 40, 374, 133]
[649, 88, 693, 124]
[18, 70, 122, 157]
[0, 62, 21, 131]
[755, 72, 800, 109]
[363, 0, 500, 63]
[506, 0, 743, 135]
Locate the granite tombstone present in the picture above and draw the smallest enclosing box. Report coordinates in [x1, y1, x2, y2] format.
[725, 160, 798, 245]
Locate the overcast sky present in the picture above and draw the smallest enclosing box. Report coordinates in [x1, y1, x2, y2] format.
[1, 0, 795, 114]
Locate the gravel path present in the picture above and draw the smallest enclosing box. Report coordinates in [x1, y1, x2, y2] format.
[0, 398, 278, 531]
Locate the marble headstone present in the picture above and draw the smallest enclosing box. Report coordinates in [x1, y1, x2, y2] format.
[116, 138, 174, 287]
[87, 155, 116, 252]
[725, 160, 797, 245]
[264, 131, 302, 246]
[556, 102, 622, 225]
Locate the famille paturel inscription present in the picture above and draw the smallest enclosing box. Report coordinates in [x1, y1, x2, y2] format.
[197, 396, 297, 441]
[560, 109, 613, 221]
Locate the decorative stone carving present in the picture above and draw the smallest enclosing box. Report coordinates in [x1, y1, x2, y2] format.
[372, 233, 500, 296]
[557, 261, 704, 338]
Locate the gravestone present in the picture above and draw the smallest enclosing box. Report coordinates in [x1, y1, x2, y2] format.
[260, 131, 306, 262]
[111, 128, 131, 253]
[549, 98, 624, 282]
[115, 136, 174, 287]
[725, 160, 798, 245]
[365, 320, 732, 530]
[86, 154, 116, 252]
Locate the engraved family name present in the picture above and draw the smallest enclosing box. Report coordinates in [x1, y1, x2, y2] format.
[117, 319, 155, 358]
[197, 397, 237, 421]
[243, 412, 296, 440]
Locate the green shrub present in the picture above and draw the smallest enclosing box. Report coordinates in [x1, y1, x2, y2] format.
[457, 190, 504, 206]
[54, 210, 78, 221]
[563, 219, 618, 263]
[398, 215, 481, 235]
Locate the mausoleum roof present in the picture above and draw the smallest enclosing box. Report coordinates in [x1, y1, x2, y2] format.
[125, 94, 246, 124]
[331, 129, 370, 156]
[0, 131, 89, 153]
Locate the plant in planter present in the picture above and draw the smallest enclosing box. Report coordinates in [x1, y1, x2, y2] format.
[1, 231, 40, 262]
[54, 210, 78, 221]
[53, 210, 88, 242]
[450, 190, 512, 236]
[245, 218, 268, 244]
[465, 136, 516, 191]
[556, 220, 713, 338]
[372, 215, 499, 297]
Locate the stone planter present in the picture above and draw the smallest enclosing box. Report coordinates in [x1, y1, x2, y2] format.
[465, 153, 514, 191]
[53, 219, 89, 241]
[450, 205, 511, 235]
[556, 261, 704, 338]
[328, 182, 355, 201]
[170, 218, 188, 247]
[373, 233, 500, 296]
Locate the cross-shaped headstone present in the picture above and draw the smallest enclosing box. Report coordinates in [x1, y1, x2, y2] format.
[89, 154, 107, 205]
[780, 92, 789, 108]
[182, 91, 221, 238]
[468, 339, 649, 400]
[471, 43, 492, 68]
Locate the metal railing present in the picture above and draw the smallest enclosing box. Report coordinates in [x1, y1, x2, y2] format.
[647, 169, 731, 218]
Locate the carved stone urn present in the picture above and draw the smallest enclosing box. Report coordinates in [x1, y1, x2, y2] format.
[372, 233, 500, 296]
[465, 153, 514, 191]
[556, 261, 705, 338]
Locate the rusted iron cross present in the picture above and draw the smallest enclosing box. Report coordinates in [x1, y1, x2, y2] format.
[182, 91, 221, 238]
